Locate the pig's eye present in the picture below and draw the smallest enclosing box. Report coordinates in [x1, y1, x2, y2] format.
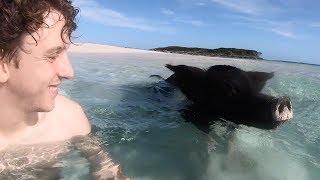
[224, 81, 240, 96]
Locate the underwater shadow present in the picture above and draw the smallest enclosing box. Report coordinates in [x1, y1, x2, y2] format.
[101, 80, 215, 180]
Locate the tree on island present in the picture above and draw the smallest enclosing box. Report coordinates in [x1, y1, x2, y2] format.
[151, 46, 263, 59]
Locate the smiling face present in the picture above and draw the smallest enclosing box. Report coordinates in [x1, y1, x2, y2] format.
[4, 11, 74, 112]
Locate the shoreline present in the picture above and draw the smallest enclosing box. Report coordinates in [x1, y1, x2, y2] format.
[69, 43, 150, 54]
[69, 43, 319, 67]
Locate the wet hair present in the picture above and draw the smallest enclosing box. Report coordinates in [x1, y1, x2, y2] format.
[0, 0, 79, 66]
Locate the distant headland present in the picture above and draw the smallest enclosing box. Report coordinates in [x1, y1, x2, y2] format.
[151, 46, 263, 60]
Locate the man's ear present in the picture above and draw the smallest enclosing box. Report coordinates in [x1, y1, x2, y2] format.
[0, 60, 10, 83]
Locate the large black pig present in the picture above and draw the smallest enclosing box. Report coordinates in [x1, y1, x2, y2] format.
[165, 64, 293, 130]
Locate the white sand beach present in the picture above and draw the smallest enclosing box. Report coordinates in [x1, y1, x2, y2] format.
[68, 43, 265, 71]
[69, 43, 150, 54]
[68, 42, 230, 70]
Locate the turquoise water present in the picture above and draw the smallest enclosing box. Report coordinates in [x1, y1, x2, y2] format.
[62, 52, 320, 180]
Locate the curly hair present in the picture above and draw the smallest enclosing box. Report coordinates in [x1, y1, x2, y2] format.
[0, 0, 79, 65]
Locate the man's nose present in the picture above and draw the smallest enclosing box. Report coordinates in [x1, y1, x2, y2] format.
[55, 53, 74, 79]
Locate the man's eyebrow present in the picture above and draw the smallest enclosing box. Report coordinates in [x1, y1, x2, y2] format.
[44, 45, 67, 55]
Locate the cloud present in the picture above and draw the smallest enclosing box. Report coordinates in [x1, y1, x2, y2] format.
[311, 22, 320, 27]
[211, 0, 281, 16]
[211, 0, 259, 15]
[74, 0, 156, 31]
[174, 18, 207, 27]
[224, 15, 277, 25]
[188, 20, 206, 26]
[223, 14, 297, 38]
[270, 28, 296, 38]
[195, 2, 206, 6]
[161, 8, 175, 16]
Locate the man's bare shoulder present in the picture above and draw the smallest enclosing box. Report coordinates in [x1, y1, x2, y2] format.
[51, 94, 91, 137]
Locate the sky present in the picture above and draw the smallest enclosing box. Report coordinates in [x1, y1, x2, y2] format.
[73, 0, 320, 64]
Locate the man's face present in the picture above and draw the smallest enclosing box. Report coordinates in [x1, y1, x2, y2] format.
[6, 11, 74, 112]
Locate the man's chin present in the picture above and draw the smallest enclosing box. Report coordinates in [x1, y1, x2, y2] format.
[36, 107, 55, 112]
[36, 101, 56, 112]
[41, 93, 58, 112]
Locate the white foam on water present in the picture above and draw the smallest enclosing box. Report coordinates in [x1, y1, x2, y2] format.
[63, 52, 320, 179]
[205, 128, 309, 180]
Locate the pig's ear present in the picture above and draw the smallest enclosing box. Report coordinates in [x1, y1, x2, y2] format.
[247, 71, 274, 92]
[247, 71, 274, 82]
[165, 64, 177, 72]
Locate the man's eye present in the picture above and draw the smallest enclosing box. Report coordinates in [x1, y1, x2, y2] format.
[46, 56, 58, 63]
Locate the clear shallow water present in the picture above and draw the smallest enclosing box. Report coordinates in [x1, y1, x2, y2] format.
[61, 52, 320, 180]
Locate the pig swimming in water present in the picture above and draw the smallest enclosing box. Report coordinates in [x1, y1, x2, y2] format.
[164, 64, 293, 130]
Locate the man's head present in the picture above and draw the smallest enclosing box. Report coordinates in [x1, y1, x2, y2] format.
[0, 0, 79, 112]
[0, 0, 78, 65]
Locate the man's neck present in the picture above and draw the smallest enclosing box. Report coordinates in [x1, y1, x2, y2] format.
[0, 91, 41, 140]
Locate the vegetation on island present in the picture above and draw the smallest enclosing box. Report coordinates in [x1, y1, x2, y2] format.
[151, 46, 263, 59]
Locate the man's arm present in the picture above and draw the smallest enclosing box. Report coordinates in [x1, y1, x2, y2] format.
[56, 95, 129, 179]
[71, 135, 129, 180]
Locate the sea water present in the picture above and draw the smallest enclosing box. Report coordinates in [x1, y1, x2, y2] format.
[61, 52, 320, 180]
[2, 51, 319, 179]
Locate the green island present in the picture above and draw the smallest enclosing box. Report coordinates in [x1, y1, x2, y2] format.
[151, 46, 263, 59]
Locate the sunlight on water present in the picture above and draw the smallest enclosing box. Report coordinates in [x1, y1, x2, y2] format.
[61, 52, 320, 179]
[2, 52, 318, 179]
[206, 124, 309, 180]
